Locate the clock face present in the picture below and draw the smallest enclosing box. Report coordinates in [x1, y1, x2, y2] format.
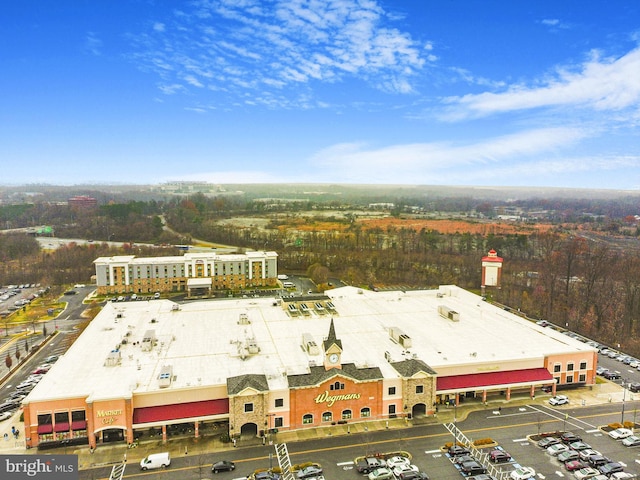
[329, 353, 339, 364]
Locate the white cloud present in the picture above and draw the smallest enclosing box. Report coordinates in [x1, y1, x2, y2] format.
[84, 32, 102, 56]
[441, 47, 640, 120]
[130, 0, 428, 106]
[310, 127, 588, 174]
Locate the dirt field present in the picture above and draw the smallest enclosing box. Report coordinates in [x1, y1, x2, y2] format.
[358, 218, 555, 235]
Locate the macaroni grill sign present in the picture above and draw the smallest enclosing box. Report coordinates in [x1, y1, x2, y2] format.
[314, 391, 361, 407]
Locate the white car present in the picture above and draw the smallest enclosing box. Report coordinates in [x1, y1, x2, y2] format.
[547, 443, 570, 456]
[511, 467, 536, 480]
[0, 411, 13, 422]
[385, 456, 411, 469]
[392, 465, 419, 478]
[609, 428, 633, 439]
[549, 395, 569, 406]
[622, 435, 640, 447]
[574, 467, 601, 480]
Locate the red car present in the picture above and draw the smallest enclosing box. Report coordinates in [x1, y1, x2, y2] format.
[565, 460, 587, 472]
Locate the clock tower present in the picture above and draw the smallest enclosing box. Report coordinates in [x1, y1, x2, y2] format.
[323, 318, 343, 370]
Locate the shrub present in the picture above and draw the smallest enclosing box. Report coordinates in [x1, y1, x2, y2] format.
[473, 438, 495, 446]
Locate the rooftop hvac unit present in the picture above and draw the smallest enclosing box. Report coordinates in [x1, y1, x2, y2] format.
[389, 326, 410, 345]
[302, 333, 319, 355]
[438, 305, 460, 322]
[158, 365, 173, 388]
[141, 329, 157, 351]
[384, 351, 392, 362]
[239, 313, 250, 325]
[105, 349, 121, 367]
[398, 334, 412, 348]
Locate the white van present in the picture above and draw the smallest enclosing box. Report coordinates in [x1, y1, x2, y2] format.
[282, 281, 294, 288]
[140, 452, 170, 470]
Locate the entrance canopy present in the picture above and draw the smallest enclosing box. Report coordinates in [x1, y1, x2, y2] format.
[436, 367, 553, 393]
[187, 278, 212, 288]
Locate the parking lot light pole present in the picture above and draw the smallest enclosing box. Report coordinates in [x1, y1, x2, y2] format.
[622, 380, 627, 425]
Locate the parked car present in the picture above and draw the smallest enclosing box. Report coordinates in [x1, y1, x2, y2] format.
[510, 467, 536, 480]
[609, 428, 633, 439]
[467, 476, 496, 480]
[356, 458, 387, 474]
[574, 467, 601, 480]
[561, 432, 583, 444]
[460, 461, 486, 475]
[603, 371, 622, 380]
[622, 435, 640, 447]
[588, 456, 611, 468]
[565, 461, 587, 472]
[539, 436, 561, 448]
[570, 441, 592, 451]
[549, 395, 570, 406]
[368, 468, 394, 480]
[547, 443, 570, 456]
[392, 465, 419, 478]
[386, 456, 410, 469]
[211, 460, 235, 473]
[579, 449, 601, 461]
[0, 411, 13, 422]
[448, 445, 471, 457]
[489, 450, 511, 463]
[297, 465, 323, 479]
[629, 383, 640, 393]
[558, 451, 581, 463]
[398, 472, 429, 480]
[598, 463, 624, 476]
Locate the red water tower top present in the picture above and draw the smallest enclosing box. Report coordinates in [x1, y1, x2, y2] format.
[482, 249, 503, 263]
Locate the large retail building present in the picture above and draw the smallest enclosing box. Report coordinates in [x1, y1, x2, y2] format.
[22, 285, 596, 449]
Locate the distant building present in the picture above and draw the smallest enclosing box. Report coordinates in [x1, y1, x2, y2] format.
[93, 251, 279, 295]
[68, 195, 97, 210]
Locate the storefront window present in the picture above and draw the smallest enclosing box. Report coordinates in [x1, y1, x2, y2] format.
[321, 411, 332, 422]
[360, 407, 371, 418]
[302, 414, 313, 424]
[341, 409, 352, 420]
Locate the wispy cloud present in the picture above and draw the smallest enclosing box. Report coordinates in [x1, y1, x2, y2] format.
[129, 0, 427, 107]
[84, 32, 103, 56]
[440, 47, 640, 121]
[309, 127, 589, 181]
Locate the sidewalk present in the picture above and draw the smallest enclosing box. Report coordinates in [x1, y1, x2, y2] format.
[0, 382, 628, 470]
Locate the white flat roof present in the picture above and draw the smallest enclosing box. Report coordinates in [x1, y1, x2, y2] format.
[26, 285, 593, 403]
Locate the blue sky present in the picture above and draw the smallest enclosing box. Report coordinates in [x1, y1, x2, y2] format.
[2, 1, 640, 189]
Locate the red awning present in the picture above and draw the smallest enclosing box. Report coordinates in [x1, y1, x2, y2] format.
[133, 399, 229, 425]
[71, 420, 87, 430]
[54, 422, 70, 432]
[37, 425, 53, 434]
[437, 367, 553, 392]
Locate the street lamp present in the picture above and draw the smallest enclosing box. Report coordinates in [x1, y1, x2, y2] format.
[622, 380, 627, 425]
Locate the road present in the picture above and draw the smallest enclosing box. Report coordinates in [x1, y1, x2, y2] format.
[77, 400, 640, 480]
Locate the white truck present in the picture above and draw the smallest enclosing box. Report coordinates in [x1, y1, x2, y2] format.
[140, 452, 170, 470]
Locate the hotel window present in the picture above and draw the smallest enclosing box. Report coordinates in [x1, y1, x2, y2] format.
[567, 375, 574, 383]
[322, 411, 332, 423]
[554, 376, 560, 385]
[360, 407, 371, 418]
[388, 387, 396, 395]
[302, 414, 313, 424]
[342, 409, 352, 420]
[416, 385, 424, 394]
[244, 403, 254, 413]
[567, 363, 574, 371]
[274, 417, 283, 428]
[388, 405, 396, 416]
[275, 398, 284, 408]
[580, 361, 587, 370]
[579, 374, 586, 383]
[553, 363, 561, 373]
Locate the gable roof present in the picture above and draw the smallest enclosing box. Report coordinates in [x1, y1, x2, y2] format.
[390, 358, 437, 377]
[227, 374, 269, 395]
[288, 363, 382, 388]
